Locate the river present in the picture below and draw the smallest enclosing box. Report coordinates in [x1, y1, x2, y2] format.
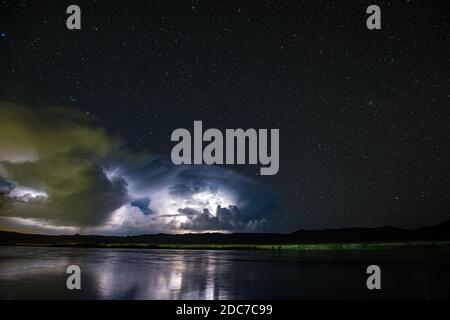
[0, 246, 448, 299]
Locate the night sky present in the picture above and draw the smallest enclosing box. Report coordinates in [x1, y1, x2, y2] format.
[0, 0, 449, 234]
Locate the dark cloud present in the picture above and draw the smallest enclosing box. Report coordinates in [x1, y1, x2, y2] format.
[0, 101, 129, 226]
[216, 205, 242, 228]
[130, 197, 154, 215]
[177, 207, 201, 216]
[0, 177, 14, 194]
[180, 205, 266, 232]
[180, 209, 224, 231]
[1, 154, 128, 226]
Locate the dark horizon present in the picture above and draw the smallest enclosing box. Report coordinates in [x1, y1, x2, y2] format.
[2, 216, 449, 239]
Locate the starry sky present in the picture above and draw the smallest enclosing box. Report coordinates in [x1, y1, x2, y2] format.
[0, 0, 449, 234]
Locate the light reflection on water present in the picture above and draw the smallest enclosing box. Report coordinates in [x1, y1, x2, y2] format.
[0, 246, 449, 299]
[92, 250, 230, 299]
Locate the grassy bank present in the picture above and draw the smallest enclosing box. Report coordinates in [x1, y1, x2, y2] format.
[98, 240, 450, 250]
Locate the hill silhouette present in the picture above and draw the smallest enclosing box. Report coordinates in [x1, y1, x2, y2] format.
[0, 219, 449, 247]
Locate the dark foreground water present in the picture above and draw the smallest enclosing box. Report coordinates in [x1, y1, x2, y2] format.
[0, 246, 449, 299]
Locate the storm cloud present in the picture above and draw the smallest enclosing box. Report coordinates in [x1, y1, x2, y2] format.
[130, 197, 154, 215]
[0, 101, 128, 226]
[0, 101, 277, 234]
[180, 205, 266, 232]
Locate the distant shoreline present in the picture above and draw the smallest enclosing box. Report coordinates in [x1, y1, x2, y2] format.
[2, 240, 450, 251]
[2, 220, 450, 250]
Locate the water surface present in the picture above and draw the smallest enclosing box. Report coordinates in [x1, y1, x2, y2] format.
[0, 246, 449, 299]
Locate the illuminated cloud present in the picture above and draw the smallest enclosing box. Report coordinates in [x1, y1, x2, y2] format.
[0, 101, 276, 235]
[180, 205, 267, 232]
[0, 101, 128, 227]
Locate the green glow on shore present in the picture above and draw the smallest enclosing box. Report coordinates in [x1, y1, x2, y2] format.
[40, 240, 450, 250]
